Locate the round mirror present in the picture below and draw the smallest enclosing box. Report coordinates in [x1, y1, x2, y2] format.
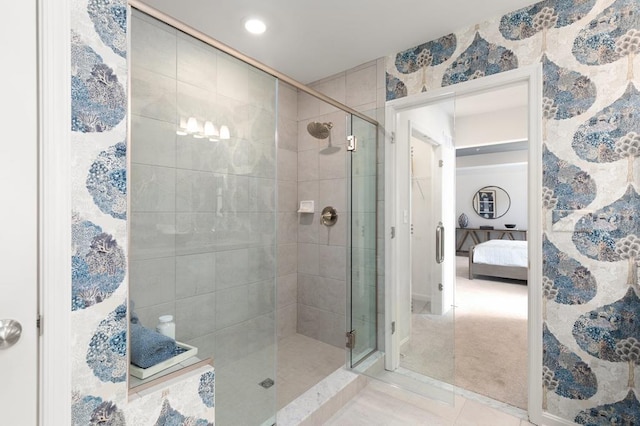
[472, 186, 511, 219]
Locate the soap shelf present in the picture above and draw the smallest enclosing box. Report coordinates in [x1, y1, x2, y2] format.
[297, 200, 315, 213]
[130, 341, 198, 379]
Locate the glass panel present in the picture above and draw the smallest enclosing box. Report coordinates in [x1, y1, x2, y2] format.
[129, 9, 277, 426]
[348, 115, 378, 366]
[395, 99, 456, 403]
[358, 98, 456, 405]
[403, 120, 452, 380]
[277, 88, 351, 411]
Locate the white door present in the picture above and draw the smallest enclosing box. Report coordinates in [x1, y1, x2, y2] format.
[0, 2, 39, 424]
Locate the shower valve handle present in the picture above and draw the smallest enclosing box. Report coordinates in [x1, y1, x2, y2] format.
[321, 206, 338, 226]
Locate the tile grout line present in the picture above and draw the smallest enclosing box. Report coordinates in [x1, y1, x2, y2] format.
[452, 397, 468, 425]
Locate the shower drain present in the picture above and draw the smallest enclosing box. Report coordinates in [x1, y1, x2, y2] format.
[259, 378, 275, 389]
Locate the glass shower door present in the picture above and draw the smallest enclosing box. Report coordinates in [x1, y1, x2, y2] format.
[347, 115, 378, 367]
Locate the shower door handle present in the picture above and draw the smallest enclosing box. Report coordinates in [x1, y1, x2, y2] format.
[435, 222, 444, 264]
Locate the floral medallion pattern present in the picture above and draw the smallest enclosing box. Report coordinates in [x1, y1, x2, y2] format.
[441, 32, 518, 87]
[500, 0, 597, 52]
[87, 142, 127, 219]
[154, 400, 213, 426]
[572, 83, 640, 184]
[575, 391, 640, 425]
[542, 54, 596, 120]
[87, 0, 127, 58]
[542, 144, 597, 224]
[72, 217, 125, 310]
[385, 72, 407, 101]
[395, 34, 456, 91]
[71, 0, 214, 422]
[573, 288, 640, 389]
[385, 0, 640, 421]
[72, 393, 126, 426]
[86, 303, 127, 383]
[71, 30, 126, 133]
[542, 234, 597, 307]
[395, 34, 457, 74]
[543, 323, 597, 406]
[198, 371, 215, 408]
[572, 0, 640, 79]
[572, 185, 640, 262]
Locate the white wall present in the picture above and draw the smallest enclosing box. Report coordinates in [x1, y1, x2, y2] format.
[456, 160, 528, 230]
[455, 106, 527, 148]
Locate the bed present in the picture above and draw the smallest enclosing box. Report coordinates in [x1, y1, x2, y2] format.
[468, 239, 528, 281]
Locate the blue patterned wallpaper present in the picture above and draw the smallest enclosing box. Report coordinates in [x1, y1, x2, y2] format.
[442, 32, 518, 87]
[386, 0, 639, 422]
[70, 0, 214, 423]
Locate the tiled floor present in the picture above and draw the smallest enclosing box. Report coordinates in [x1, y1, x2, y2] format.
[277, 333, 346, 408]
[214, 333, 345, 425]
[326, 380, 535, 425]
[215, 344, 276, 426]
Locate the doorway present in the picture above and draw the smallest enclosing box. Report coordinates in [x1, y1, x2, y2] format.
[384, 66, 543, 420]
[452, 84, 529, 409]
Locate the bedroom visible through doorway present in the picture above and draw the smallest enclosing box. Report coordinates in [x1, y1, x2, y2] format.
[402, 82, 530, 409]
[455, 84, 529, 408]
[378, 70, 540, 415]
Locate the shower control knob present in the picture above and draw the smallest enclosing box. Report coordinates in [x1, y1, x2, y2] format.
[0, 319, 22, 349]
[321, 206, 338, 226]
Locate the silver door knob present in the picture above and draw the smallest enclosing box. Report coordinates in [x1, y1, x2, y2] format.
[0, 319, 22, 349]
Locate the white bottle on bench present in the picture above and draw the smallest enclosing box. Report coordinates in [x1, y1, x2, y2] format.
[156, 315, 175, 339]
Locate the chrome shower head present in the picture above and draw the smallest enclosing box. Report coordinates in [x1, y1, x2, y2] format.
[307, 121, 333, 139]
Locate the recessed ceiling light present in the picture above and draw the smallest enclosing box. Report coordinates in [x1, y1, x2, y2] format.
[244, 18, 266, 35]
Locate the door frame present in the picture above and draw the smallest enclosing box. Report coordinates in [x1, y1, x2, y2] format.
[384, 65, 543, 423]
[39, 0, 72, 423]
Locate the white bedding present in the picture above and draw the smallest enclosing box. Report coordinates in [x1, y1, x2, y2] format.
[472, 239, 528, 267]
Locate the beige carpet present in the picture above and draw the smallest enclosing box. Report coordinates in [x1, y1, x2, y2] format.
[401, 256, 528, 409]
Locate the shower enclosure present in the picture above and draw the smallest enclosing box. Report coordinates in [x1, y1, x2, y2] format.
[128, 6, 378, 425]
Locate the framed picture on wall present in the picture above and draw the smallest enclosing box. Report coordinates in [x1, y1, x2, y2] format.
[476, 189, 495, 218]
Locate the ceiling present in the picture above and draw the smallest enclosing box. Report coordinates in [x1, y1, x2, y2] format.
[138, 0, 539, 84]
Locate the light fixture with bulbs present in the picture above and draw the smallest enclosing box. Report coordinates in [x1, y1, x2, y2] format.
[176, 117, 189, 135]
[176, 116, 231, 141]
[186, 117, 199, 133]
[204, 121, 219, 141]
[219, 125, 230, 140]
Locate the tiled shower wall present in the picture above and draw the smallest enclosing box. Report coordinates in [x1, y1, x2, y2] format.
[296, 59, 386, 348]
[277, 82, 299, 340]
[384, 0, 640, 422]
[129, 11, 277, 370]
